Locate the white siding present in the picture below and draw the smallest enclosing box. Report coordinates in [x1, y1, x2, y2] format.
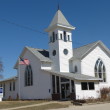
[75, 81, 100, 99]
[70, 59, 81, 73]
[49, 29, 73, 72]
[0, 79, 18, 100]
[41, 62, 51, 70]
[81, 46, 110, 88]
[19, 50, 52, 99]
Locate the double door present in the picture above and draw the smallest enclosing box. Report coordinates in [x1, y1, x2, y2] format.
[61, 83, 70, 100]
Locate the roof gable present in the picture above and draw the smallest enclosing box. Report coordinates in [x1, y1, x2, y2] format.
[14, 41, 110, 68]
[27, 47, 51, 62]
[72, 41, 110, 60]
[14, 47, 52, 69]
[73, 41, 98, 59]
[0, 76, 17, 82]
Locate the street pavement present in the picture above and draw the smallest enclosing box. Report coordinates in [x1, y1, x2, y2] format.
[50, 103, 110, 110]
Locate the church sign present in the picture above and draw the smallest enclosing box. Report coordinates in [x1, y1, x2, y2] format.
[0, 87, 3, 101]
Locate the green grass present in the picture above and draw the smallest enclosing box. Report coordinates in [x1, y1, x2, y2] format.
[16, 103, 69, 110]
[0, 100, 48, 109]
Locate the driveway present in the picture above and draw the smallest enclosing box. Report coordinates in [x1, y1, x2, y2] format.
[50, 103, 110, 110]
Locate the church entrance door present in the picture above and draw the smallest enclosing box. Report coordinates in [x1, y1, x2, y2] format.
[61, 83, 70, 100]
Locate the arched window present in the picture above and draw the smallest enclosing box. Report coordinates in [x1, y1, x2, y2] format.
[50, 36, 52, 43]
[64, 31, 67, 42]
[52, 32, 55, 42]
[25, 65, 33, 86]
[75, 66, 78, 73]
[60, 34, 63, 39]
[68, 35, 70, 41]
[94, 59, 106, 82]
[56, 34, 58, 40]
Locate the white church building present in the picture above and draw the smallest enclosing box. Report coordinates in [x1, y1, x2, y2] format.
[0, 9, 110, 100]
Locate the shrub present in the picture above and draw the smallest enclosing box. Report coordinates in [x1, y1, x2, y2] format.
[8, 96, 12, 101]
[100, 87, 110, 99]
[16, 93, 19, 100]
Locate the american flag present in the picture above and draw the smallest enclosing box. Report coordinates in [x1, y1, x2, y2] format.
[19, 57, 30, 65]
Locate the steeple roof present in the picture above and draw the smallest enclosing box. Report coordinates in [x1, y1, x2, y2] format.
[45, 10, 75, 32]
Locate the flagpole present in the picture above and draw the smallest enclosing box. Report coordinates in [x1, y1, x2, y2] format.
[18, 57, 21, 100]
[18, 57, 29, 100]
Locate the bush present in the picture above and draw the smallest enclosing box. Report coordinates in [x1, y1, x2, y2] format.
[100, 87, 110, 99]
[74, 88, 110, 104]
[8, 96, 12, 101]
[16, 93, 19, 100]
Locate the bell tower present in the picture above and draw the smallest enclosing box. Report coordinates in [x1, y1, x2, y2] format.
[45, 9, 75, 72]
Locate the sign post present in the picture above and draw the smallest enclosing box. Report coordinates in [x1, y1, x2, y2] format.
[0, 87, 3, 101]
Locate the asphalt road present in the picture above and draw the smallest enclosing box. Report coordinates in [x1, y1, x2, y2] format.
[51, 103, 110, 110]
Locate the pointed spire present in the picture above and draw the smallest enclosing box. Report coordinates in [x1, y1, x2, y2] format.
[57, 3, 60, 10]
[45, 10, 75, 32]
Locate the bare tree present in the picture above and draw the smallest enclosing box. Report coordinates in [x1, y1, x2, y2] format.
[0, 60, 3, 79]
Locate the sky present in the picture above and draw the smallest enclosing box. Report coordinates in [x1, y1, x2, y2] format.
[0, 0, 110, 79]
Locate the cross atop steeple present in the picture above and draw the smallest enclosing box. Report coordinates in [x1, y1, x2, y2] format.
[57, 3, 60, 10]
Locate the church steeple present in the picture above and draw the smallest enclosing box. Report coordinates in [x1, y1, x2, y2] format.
[45, 10, 75, 32]
[45, 10, 75, 72]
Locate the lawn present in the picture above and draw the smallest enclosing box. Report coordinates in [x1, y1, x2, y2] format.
[16, 103, 69, 110]
[0, 100, 48, 109]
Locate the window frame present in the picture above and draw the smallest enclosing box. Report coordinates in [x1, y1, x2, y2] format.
[9, 82, 12, 91]
[52, 50, 56, 56]
[64, 31, 67, 42]
[56, 76, 60, 93]
[52, 75, 55, 94]
[56, 34, 58, 40]
[3, 83, 5, 97]
[68, 35, 70, 41]
[60, 34, 63, 40]
[94, 59, 106, 82]
[88, 82, 95, 90]
[25, 65, 33, 87]
[63, 49, 68, 55]
[52, 32, 55, 43]
[81, 82, 95, 90]
[13, 81, 15, 91]
[81, 82, 88, 90]
[75, 66, 78, 73]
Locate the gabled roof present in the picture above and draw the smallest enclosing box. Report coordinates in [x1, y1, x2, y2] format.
[45, 10, 75, 31]
[72, 41, 98, 59]
[26, 47, 52, 62]
[42, 70, 102, 81]
[14, 41, 110, 69]
[72, 40, 110, 60]
[0, 76, 17, 83]
[14, 47, 52, 69]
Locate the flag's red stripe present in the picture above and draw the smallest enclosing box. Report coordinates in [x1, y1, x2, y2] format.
[19, 59, 30, 65]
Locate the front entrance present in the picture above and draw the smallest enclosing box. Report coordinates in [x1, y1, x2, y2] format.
[61, 83, 70, 100]
[52, 75, 76, 100]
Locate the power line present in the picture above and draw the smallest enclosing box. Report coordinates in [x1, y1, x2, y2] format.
[1, 19, 108, 69]
[0, 18, 83, 44]
[0, 18, 98, 47]
[0, 18, 47, 35]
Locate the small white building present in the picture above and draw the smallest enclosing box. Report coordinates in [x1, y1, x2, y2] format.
[0, 9, 110, 100]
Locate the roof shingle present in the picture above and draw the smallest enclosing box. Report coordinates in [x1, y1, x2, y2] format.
[26, 47, 52, 62]
[42, 70, 102, 81]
